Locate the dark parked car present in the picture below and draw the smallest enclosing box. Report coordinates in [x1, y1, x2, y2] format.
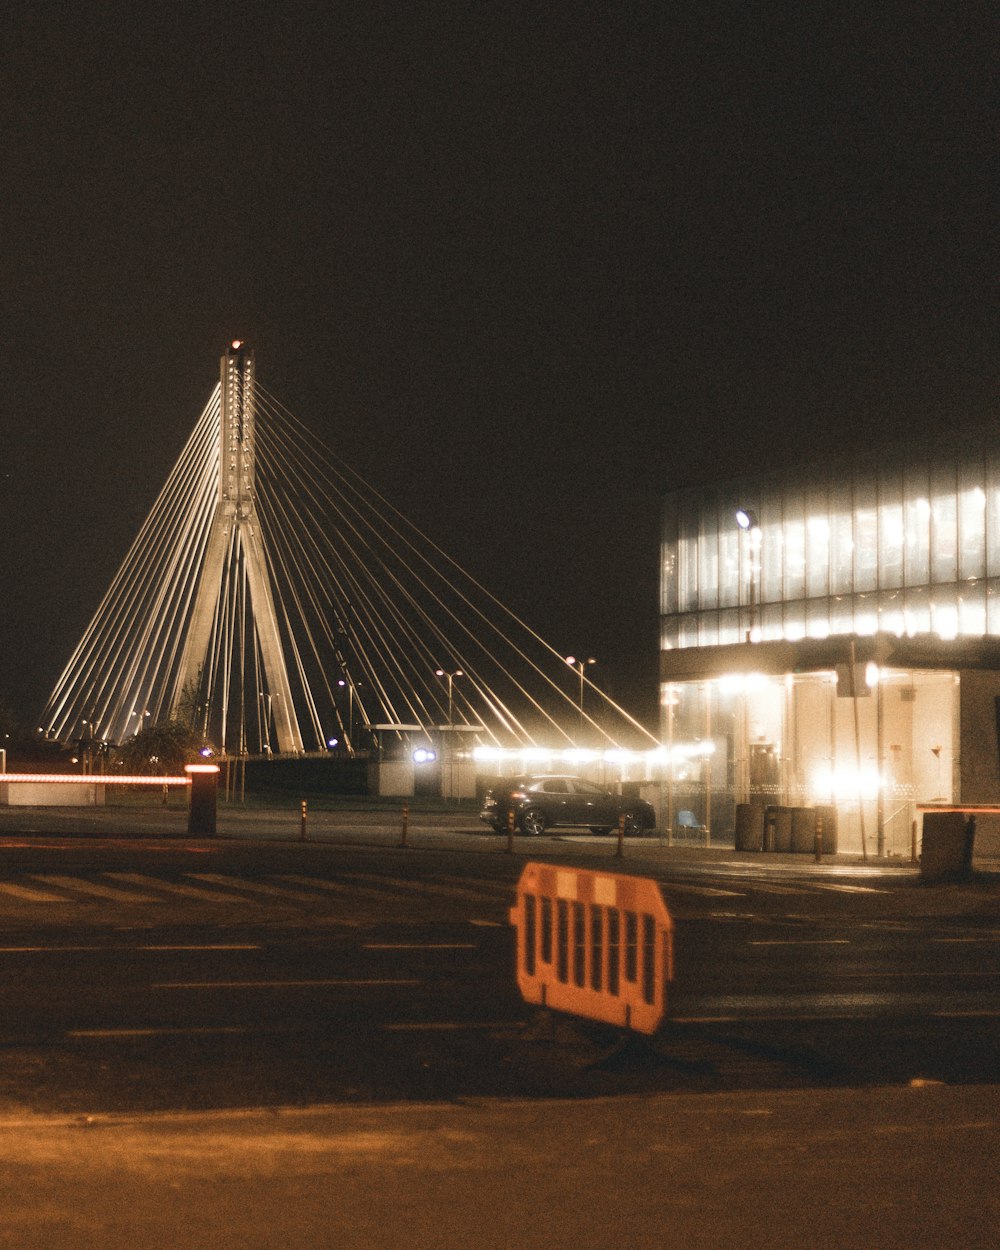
[479, 774, 656, 837]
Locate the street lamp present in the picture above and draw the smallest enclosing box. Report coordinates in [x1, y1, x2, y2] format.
[565, 655, 596, 734]
[735, 509, 761, 642]
[258, 692, 272, 754]
[435, 668, 464, 728]
[435, 668, 464, 801]
[337, 678, 356, 750]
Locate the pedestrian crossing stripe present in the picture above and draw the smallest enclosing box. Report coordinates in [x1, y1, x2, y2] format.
[28, 875, 163, 904]
[0, 872, 507, 908]
[0, 870, 887, 908]
[188, 873, 339, 903]
[0, 880, 70, 903]
[105, 873, 263, 903]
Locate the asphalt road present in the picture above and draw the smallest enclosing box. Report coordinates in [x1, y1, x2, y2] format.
[0, 805, 997, 1247]
[0, 814, 996, 1109]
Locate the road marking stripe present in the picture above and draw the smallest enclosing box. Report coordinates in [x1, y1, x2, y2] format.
[188, 873, 327, 902]
[272, 874, 403, 899]
[362, 943, 477, 950]
[811, 883, 882, 894]
[0, 881, 70, 902]
[140, 944, 262, 951]
[749, 939, 851, 946]
[663, 882, 747, 898]
[673, 1007, 1000, 1022]
[29, 875, 161, 903]
[68, 1027, 251, 1039]
[153, 978, 421, 988]
[0, 944, 260, 953]
[384, 1021, 521, 1032]
[105, 873, 249, 903]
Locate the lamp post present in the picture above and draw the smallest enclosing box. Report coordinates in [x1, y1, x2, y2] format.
[435, 668, 464, 729]
[735, 509, 761, 643]
[337, 678, 355, 751]
[565, 655, 596, 736]
[258, 693, 272, 754]
[435, 668, 464, 800]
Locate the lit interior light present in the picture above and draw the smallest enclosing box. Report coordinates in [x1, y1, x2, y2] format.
[735, 508, 756, 531]
[811, 764, 883, 802]
[472, 746, 503, 762]
[716, 672, 768, 695]
[562, 749, 598, 765]
[412, 747, 436, 764]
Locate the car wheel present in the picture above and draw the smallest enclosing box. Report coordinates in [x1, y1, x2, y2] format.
[520, 807, 547, 836]
[621, 811, 644, 837]
[589, 826, 613, 836]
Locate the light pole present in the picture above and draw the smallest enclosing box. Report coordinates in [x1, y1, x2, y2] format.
[258, 692, 272, 754]
[735, 508, 761, 643]
[435, 668, 464, 729]
[337, 678, 355, 751]
[565, 655, 596, 736]
[435, 669, 464, 800]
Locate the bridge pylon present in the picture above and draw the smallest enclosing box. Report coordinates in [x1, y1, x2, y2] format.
[169, 341, 304, 754]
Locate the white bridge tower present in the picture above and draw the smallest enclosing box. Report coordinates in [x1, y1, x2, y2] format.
[170, 341, 304, 753]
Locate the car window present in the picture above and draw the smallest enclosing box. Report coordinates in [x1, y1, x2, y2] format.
[537, 778, 568, 794]
[571, 780, 607, 796]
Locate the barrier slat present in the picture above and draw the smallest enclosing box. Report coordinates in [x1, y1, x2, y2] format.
[509, 862, 674, 1035]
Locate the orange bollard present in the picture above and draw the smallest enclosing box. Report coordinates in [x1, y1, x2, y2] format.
[300, 799, 308, 841]
[506, 808, 515, 854]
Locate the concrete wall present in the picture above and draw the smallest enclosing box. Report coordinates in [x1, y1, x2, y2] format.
[0, 782, 106, 807]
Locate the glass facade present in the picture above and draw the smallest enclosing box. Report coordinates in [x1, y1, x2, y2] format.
[661, 448, 1000, 650]
[659, 444, 1000, 854]
[661, 669, 958, 856]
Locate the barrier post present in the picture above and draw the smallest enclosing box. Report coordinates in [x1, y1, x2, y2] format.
[615, 812, 625, 858]
[185, 764, 219, 836]
[506, 808, 515, 854]
[399, 803, 409, 848]
[911, 818, 918, 864]
[300, 799, 308, 841]
[814, 810, 823, 863]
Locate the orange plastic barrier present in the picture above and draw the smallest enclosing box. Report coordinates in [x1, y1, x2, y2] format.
[509, 862, 674, 1035]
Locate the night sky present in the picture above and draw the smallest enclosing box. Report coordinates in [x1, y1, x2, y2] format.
[1, 2, 995, 731]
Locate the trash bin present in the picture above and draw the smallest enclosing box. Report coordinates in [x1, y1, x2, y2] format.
[791, 807, 817, 854]
[764, 806, 792, 853]
[735, 803, 764, 851]
[816, 804, 838, 854]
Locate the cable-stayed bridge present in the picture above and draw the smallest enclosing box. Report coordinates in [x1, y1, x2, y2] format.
[41, 343, 658, 770]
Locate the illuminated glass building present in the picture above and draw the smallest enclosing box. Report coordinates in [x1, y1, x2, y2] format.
[660, 436, 1000, 855]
